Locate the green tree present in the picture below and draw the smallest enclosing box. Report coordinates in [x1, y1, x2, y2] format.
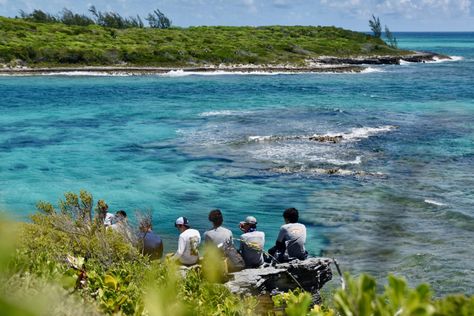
[146, 9, 172, 29]
[59, 8, 95, 26]
[19, 9, 57, 23]
[89, 5, 144, 29]
[369, 14, 382, 38]
[385, 25, 398, 48]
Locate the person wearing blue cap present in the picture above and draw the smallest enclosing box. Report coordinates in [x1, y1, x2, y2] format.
[172, 216, 201, 266]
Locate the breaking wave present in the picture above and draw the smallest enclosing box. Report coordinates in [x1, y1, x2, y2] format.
[423, 56, 463, 64]
[424, 199, 446, 206]
[248, 125, 398, 143]
[341, 125, 398, 140]
[199, 110, 253, 117]
[44, 71, 131, 76]
[360, 67, 385, 73]
[161, 69, 289, 77]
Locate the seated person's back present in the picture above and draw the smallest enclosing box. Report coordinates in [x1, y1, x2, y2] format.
[239, 216, 265, 268]
[139, 230, 163, 260]
[173, 217, 201, 266]
[277, 222, 306, 260]
[204, 226, 233, 247]
[269, 208, 307, 262]
[204, 209, 233, 247]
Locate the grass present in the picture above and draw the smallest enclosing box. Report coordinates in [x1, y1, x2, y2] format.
[0, 16, 411, 67]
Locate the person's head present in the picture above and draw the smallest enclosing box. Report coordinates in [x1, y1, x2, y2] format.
[208, 209, 223, 228]
[283, 208, 299, 224]
[115, 210, 127, 222]
[239, 216, 257, 233]
[175, 216, 190, 233]
[97, 200, 108, 212]
[139, 220, 152, 233]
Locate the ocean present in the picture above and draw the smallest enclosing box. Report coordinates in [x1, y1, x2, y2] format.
[0, 32, 473, 295]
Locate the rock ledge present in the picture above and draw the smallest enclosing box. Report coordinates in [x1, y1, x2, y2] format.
[225, 257, 333, 296]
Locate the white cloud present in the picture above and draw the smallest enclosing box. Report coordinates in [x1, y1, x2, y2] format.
[242, 0, 258, 13]
[320, 0, 472, 18]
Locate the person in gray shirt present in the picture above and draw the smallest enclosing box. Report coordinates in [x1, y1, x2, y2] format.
[203, 209, 233, 248]
[268, 208, 307, 262]
[239, 216, 265, 268]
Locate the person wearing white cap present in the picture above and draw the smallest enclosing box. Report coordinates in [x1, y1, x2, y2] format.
[239, 216, 265, 268]
[172, 216, 201, 266]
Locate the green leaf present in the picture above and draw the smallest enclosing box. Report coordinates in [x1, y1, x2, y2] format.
[104, 274, 118, 290]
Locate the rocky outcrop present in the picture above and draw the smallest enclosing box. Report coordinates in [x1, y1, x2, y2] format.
[312, 52, 451, 65]
[308, 135, 343, 143]
[270, 166, 385, 178]
[224, 257, 333, 298]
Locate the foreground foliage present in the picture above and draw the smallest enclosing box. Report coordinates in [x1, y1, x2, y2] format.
[0, 191, 255, 315]
[272, 274, 474, 316]
[0, 16, 409, 67]
[0, 190, 473, 315]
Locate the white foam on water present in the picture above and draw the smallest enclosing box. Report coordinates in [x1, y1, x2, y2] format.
[161, 69, 288, 77]
[247, 135, 306, 142]
[360, 67, 384, 73]
[425, 56, 463, 63]
[248, 135, 275, 142]
[200, 110, 252, 117]
[249, 125, 397, 144]
[160, 68, 381, 77]
[308, 125, 397, 142]
[44, 71, 130, 76]
[325, 156, 362, 165]
[342, 125, 398, 140]
[424, 199, 446, 206]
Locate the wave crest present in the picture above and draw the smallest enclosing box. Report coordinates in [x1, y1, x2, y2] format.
[200, 110, 252, 117]
[248, 125, 398, 143]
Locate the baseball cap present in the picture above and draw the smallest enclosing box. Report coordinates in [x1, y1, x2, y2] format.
[241, 216, 257, 225]
[175, 216, 190, 227]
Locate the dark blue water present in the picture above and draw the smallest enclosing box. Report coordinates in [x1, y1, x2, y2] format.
[1, 33, 473, 295]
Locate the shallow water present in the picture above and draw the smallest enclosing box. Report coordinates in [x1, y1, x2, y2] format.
[1, 32, 473, 295]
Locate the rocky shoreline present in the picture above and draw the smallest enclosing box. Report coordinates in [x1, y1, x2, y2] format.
[0, 52, 451, 75]
[312, 51, 451, 65]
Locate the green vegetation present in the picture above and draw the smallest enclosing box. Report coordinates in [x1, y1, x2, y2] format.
[1, 190, 472, 315]
[369, 14, 397, 49]
[272, 275, 474, 316]
[18, 7, 171, 29]
[385, 26, 398, 49]
[369, 15, 382, 39]
[0, 15, 410, 68]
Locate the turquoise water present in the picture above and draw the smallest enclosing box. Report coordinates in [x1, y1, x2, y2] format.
[1, 33, 473, 295]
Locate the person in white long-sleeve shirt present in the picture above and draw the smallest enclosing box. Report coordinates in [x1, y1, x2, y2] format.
[172, 216, 201, 266]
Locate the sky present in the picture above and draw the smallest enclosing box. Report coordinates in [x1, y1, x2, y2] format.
[0, 0, 473, 31]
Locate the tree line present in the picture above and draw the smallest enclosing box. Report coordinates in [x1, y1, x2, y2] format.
[18, 6, 172, 29]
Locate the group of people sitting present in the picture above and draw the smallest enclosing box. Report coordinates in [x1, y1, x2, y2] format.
[97, 199, 307, 271]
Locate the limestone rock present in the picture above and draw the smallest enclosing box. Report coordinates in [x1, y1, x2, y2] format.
[225, 257, 333, 296]
[308, 135, 343, 143]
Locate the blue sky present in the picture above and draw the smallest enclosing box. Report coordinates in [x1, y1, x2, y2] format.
[0, 0, 473, 31]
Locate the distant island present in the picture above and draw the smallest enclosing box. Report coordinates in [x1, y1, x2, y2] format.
[0, 15, 448, 74]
